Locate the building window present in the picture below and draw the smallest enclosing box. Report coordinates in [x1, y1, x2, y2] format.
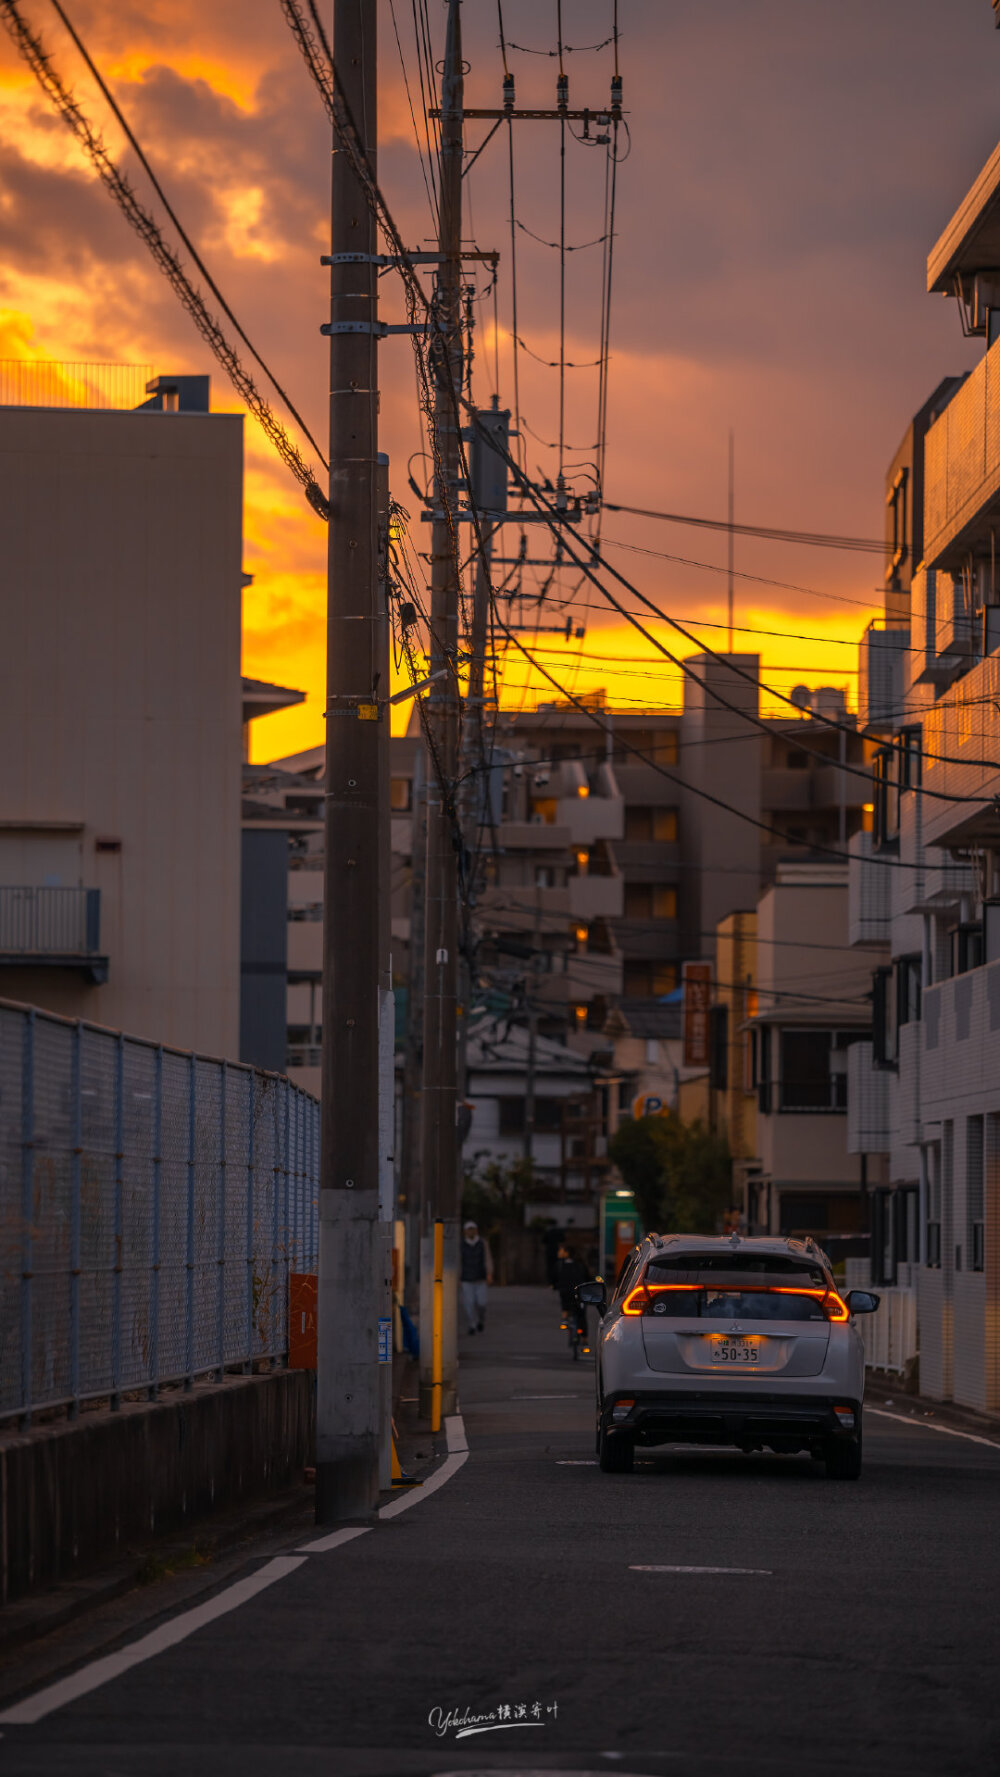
[390, 777, 412, 812]
[652, 885, 677, 920]
[709, 1005, 728, 1090]
[778, 1028, 852, 1112]
[968, 1115, 985, 1272]
[926, 1140, 942, 1268]
[624, 806, 679, 844]
[951, 923, 984, 976]
[896, 955, 922, 1030]
[498, 1096, 564, 1135]
[872, 747, 899, 849]
[624, 807, 652, 842]
[873, 967, 896, 1067]
[624, 883, 652, 918]
[886, 464, 909, 582]
[899, 726, 922, 791]
[615, 730, 679, 766]
[653, 963, 677, 994]
[752, 1026, 772, 1114]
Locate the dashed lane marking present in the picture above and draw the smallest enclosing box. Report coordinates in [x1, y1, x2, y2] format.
[629, 1564, 773, 1575]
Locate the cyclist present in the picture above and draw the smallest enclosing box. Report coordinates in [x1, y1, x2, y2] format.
[554, 1243, 589, 1352]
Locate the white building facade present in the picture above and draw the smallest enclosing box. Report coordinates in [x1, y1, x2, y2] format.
[848, 138, 1000, 1409]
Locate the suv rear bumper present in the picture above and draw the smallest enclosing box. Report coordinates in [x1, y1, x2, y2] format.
[603, 1390, 861, 1454]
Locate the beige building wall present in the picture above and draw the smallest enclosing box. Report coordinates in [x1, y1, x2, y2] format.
[0, 405, 244, 1055]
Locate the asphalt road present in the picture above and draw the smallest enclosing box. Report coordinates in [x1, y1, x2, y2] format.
[3, 1285, 1000, 1777]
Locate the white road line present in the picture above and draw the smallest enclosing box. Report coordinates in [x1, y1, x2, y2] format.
[0, 1556, 306, 1727]
[3, 1415, 472, 1728]
[868, 1406, 1000, 1451]
[513, 1394, 590, 1401]
[295, 1524, 371, 1556]
[380, 1448, 468, 1519]
[629, 1564, 772, 1576]
[556, 1459, 597, 1465]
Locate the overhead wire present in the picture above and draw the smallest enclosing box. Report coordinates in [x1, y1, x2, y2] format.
[44, 0, 328, 467]
[388, 0, 440, 227]
[0, 0, 331, 516]
[457, 419, 991, 771]
[604, 501, 887, 554]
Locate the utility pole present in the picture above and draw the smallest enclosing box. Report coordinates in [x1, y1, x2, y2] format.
[727, 428, 735, 652]
[522, 892, 542, 1166]
[316, 0, 388, 1523]
[419, 0, 464, 1417]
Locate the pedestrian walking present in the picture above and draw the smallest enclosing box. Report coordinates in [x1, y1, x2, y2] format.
[460, 1219, 493, 1335]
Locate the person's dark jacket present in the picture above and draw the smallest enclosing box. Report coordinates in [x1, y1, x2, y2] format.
[556, 1255, 588, 1309]
[461, 1236, 489, 1283]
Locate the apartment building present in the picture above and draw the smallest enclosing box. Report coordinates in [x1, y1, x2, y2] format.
[746, 864, 876, 1242]
[0, 371, 244, 1056]
[848, 137, 1000, 1409]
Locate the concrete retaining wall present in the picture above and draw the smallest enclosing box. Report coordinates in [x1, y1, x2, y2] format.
[0, 1371, 314, 1605]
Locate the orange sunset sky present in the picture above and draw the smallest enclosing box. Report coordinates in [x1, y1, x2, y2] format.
[1, 0, 996, 759]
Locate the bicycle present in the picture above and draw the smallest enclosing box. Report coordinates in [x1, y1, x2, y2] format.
[560, 1301, 589, 1361]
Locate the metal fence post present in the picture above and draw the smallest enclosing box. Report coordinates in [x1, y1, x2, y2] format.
[245, 1070, 255, 1370]
[283, 1083, 291, 1365]
[149, 1046, 162, 1399]
[111, 1032, 124, 1409]
[271, 1084, 280, 1363]
[20, 1009, 35, 1428]
[186, 1054, 196, 1390]
[69, 1022, 82, 1419]
[217, 1064, 226, 1381]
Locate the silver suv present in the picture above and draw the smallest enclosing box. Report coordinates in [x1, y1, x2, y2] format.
[580, 1233, 879, 1479]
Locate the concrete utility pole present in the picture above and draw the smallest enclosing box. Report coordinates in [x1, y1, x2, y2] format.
[419, 0, 464, 1416]
[316, 0, 389, 1523]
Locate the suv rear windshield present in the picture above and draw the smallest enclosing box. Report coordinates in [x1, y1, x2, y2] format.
[646, 1255, 830, 1289]
[647, 1289, 829, 1322]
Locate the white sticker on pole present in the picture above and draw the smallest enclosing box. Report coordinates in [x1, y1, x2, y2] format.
[378, 1316, 392, 1363]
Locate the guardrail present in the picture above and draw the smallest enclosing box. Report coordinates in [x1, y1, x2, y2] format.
[0, 999, 320, 1425]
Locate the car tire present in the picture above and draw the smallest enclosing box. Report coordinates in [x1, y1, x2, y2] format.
[598, 1421, 635, 1473]
[824, 1429, 862, 1480]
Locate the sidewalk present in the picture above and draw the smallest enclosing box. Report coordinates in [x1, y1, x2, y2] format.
[866, 1371, 1000, 1446]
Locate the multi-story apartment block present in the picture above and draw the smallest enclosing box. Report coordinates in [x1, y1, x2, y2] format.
[0, 370, 245, 1057]
[848, 136, 1000, 1409]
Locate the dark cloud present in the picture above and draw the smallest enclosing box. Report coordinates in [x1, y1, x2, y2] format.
[2, 0, 999, 716]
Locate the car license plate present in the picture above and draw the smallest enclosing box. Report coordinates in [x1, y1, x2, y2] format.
[709, 1337, 760, 1364]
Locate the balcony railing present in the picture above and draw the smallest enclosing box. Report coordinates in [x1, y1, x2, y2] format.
[0, 887, 106, 980]
[923, 340, 1000, 569]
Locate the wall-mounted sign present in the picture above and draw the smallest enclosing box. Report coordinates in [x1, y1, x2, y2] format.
[683, 961, 713, 1069]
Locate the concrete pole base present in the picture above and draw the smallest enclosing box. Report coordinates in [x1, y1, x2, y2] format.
[315, 1453, 380, 1526]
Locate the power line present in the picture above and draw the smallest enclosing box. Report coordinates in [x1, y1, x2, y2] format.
[479, 577, 978, 868]
[1, 0, 330, 516]
[603, 501, 886, 555]
[46, 0, 327, 467]
[485, 440, 1000, 775]
[599, 535, 880, 610]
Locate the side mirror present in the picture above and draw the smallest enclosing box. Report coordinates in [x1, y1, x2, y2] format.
[846, 1289, 880, 1315]
[577, 1280, 607, 1315]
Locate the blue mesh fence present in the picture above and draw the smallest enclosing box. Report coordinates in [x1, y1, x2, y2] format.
[0, 1001, 320, 1423]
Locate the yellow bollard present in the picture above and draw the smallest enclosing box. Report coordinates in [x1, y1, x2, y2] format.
[431, 1217, 443, 1433]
